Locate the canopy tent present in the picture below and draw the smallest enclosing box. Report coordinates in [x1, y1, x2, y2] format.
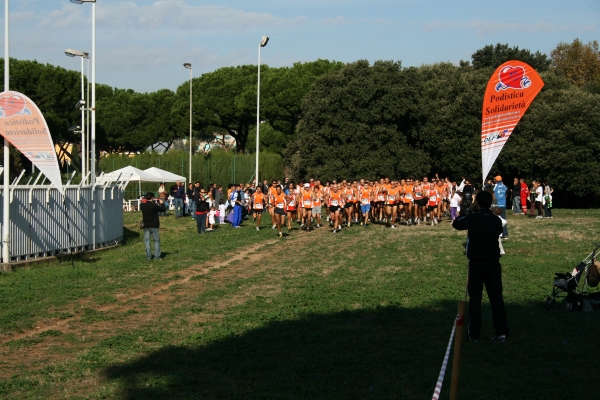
[143, 167, 186, 183]
[96, 166, 163, 198]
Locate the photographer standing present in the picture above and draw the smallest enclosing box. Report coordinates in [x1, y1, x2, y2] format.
[140, 191, 166, 261]
[452, 190, 509, 343]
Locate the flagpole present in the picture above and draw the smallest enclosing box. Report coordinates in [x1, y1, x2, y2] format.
[2, 0, 11, 268]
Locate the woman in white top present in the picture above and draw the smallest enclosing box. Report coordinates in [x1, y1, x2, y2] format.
[450, 189, 461, 221]
[534, 181, 544, 218]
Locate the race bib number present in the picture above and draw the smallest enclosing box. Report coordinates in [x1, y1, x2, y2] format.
[277, 202, 284, 208]
[388, 195, 395, 201]
[415, 192, 422, 197]
[430, 196, 437, 202]
[361, 198, 369, 204]
[304, 200, 312, 207]
[331, 199, 339, 206]
[405, 193, 413, 199]
[254, 203, 263, 209]
[377, 195, 385, 201]
[289, 200, 295, 206]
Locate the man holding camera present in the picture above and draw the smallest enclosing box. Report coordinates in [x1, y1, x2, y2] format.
[452, 190, 509, 343]
[140, 191, 166, 260]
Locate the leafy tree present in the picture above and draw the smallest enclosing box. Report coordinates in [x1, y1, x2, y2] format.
[173, 65, 258, 153]
[471, 43, 551, 72]
[261, 60, 345, 142]
[290, 60, 430, 181]
[551, 38, 600, 87]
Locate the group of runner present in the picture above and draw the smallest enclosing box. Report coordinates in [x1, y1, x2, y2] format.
[250, 177, 456, 236]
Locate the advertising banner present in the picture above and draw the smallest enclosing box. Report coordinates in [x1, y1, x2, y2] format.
[481, 61, 544, 182]
[0, 91, 64, 193]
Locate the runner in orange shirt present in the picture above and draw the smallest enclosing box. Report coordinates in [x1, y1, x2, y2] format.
[326, 183, 343, 233]
[402, 178, 414, 226]
[312, 184, 324, 228]
[386, 180, 401, 228]
[343, 182, 356, 228]
[252, 186, 267, 231]
[285, 182, 297, 231]
[412, 179, 426, 225]
[300, 183, 314, 231]
[375, 178, 387, 223]
[358, 182, 372, 226]
[268, 180, 279, 229]
[427, 182, 440, 225]
[272, 186, 287, 237]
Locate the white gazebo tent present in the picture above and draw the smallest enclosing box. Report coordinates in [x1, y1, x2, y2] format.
[96, 166, 163, 198]
[143, 167, 187, 184]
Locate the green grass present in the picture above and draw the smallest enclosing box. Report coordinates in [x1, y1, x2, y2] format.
[0, 209, 599, 399]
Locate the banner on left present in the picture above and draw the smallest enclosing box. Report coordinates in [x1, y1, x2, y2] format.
[0, 91, 64, 194]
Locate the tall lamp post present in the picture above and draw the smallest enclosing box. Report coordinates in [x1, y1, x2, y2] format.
[70, 0, 96, 185]
[183, 63, 193, 184]
[71, 0, 96, 251]
[255, 36, 269, 187]
[65, 48, 89, 179]
[3, 0, 10, 266]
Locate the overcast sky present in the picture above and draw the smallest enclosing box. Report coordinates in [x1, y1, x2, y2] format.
[2, 0, 599, 93]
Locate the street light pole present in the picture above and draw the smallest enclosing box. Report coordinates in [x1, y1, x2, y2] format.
[255, 36, 269, 188]
[183, 63, 192, 184]
[65, 49, 89, 179]
[3, 0, 10, 265]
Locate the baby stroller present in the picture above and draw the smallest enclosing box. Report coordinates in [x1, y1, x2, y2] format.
[545, 244, 600, 310]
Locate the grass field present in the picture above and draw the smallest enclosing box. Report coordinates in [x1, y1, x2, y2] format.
[0, 209, 599, 399]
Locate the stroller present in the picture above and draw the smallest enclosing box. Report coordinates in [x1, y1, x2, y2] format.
[545, 244, 600, 310]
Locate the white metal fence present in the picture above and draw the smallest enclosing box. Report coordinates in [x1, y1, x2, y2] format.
[0, 185, 124, 263]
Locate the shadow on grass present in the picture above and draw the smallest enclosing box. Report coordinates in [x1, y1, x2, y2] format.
[122, 226, 141, 245]
[102, 300, 600, 400]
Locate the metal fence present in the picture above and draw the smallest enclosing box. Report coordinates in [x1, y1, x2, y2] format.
[0, 185, 124, 263]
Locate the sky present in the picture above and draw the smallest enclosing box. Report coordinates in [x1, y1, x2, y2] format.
[2, 0, 599, 93]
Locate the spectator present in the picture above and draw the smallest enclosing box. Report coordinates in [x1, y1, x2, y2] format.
[195, 188, 210, 234]
[171, 181, 185, 218]
[493, 176, 508, 240]
[214, 185, 223, 208]
[157, 182, 168, 216]
[140, 191, 166, 260]
[511, 177, 521, 215]
[543, 181, 553, 218]
[519, 178, 529, 215]
[534, 180, 544, 218]
[452, 190, 509, 343]
[186, 183, 194, 216]
[230, 184, 243, 228]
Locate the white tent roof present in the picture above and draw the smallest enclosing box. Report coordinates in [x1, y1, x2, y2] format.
[143, 167, 186, 183]
[96, 166, 162, 184]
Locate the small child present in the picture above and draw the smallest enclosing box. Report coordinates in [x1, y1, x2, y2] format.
[208, 206, 216, 231]
[493, 207, 507, 255]
[218, 201, 226, 224]
[450, 189, 461, 221]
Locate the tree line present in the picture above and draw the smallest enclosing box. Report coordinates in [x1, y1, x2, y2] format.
[1, 38, 599, 204]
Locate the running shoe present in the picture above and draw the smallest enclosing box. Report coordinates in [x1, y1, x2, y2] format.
[300, 223, 305, 228]
[491, 335, 506, 343]
[391, 224, 395, 229]
[278, 232, 283, 237]
[316, 224, 321, 228]
[347, 222, 351, 228]
[406, 219, 411, 226]
[535, 216, 544, 219]
[434, 217, 438, 225]
[332, 229, 338, 234]
[272, 224, 276, 229]
[256, 227, 260, 231]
